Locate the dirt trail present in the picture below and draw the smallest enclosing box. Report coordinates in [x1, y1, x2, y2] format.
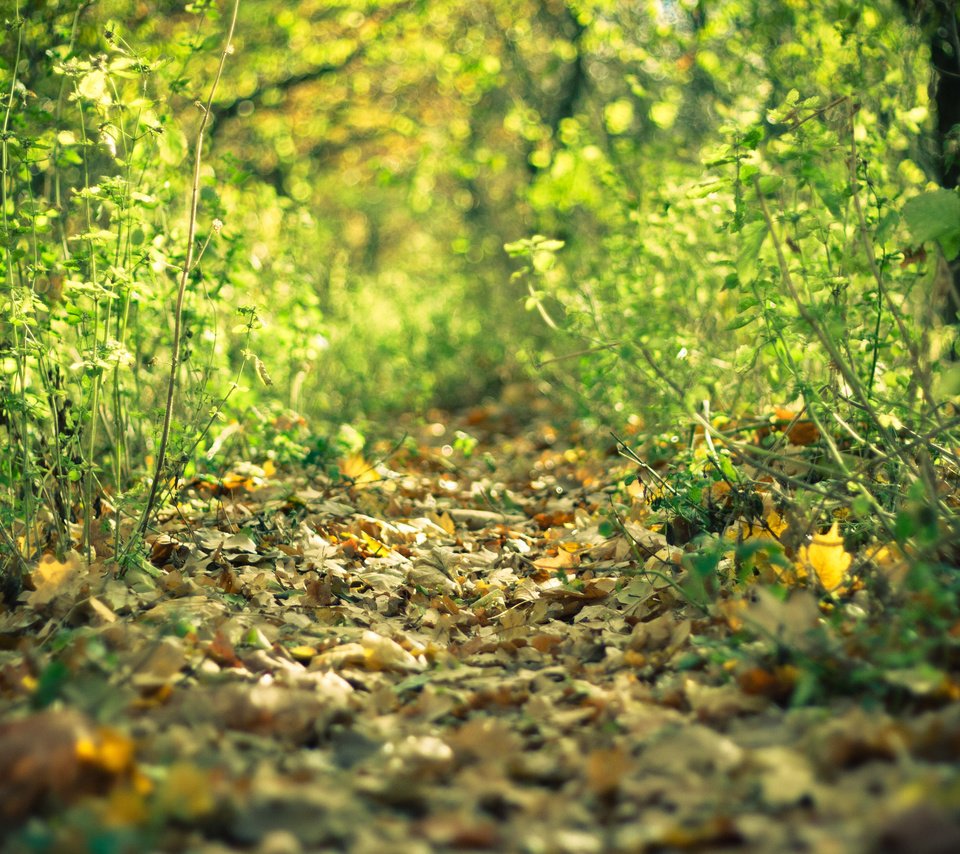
[1, 403, 959, 853]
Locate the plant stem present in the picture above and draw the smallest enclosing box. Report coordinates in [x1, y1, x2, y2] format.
[133, 0, 241, 551]
[1, 3, 36, 563]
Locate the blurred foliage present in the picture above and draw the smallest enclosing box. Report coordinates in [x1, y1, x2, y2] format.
[3, 0, 960, 567]
[9, 0, 949, 423]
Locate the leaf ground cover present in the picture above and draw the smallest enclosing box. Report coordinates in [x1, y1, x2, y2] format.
[1, 397, 959, 853]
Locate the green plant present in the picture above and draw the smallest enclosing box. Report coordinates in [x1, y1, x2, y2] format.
[133, 0, 240, 548]
[510, 0, 960, 561]
[0, 0, 254, 589]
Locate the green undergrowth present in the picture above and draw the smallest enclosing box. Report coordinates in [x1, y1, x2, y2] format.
[504, 0, 960, 689]
[2, 0, 960, 713]
[603, 426, 960, 709]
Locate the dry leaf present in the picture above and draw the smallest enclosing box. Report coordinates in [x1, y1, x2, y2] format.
[76, 726, 136, 775]
[797, 522, 851, 592]
[131, 638, 187, 690]
[361, 630, 426, 672]
[86, 595, 118, 625]
[340, 454, 380, 483]
[752, 746, 818, 807]
[26, 551, 84, 611]
[743, 588, 820, 650]
[155, 762, 217, 820]
[585, 747, 631, 796]
[0, 711, 134, 821]
[533, 550, 579, 572]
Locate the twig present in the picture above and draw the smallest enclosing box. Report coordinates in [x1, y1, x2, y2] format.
[612, 433, 683, 498]
[536, 342, 621, 368]
[609, 501, 709, 615]
[132, 0, 241, 556]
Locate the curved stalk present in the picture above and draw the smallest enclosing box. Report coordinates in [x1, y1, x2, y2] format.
[132, 0, 241, 552]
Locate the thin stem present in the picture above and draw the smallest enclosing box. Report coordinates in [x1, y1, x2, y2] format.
[754, 181, 900, 450]
[1, 3, 28, 559]
[134, 0, 241, 549]
[848, 119, 942, 426]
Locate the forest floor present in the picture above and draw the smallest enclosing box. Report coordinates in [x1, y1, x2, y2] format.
[2, 395, 960, 853]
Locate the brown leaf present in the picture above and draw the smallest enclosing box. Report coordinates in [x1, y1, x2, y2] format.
[585, 747, 631, 797]
[131, 637, 187, 690]
[0, 711, 133, 822]
[533, 550, 579, 572]
[206, 629, 243, 668]
[26, 551, 85, 612]
[684, 679, 769, 723]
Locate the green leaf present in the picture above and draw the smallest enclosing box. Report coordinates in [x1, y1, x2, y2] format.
[757, 175, 783, 196]
[687, 178, 727, 198]
[902, 189, 960, 259]
[77, 70, 111, 105]
[942, 230, 960, 261]
[31, 660, 69, 710]
[737, 220, 768, 283]
[727, 311, 758, 330]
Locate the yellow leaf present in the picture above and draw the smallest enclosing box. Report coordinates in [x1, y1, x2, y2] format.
[76, 726, 135, 776]
[766, 511, 788, 538]
[340, 454, 379, 483]
[725, 510, 788, 544]
[27, 551, 84, 609]
[797, 522, 851, 592]
[360, 531, 390, 556]
[428, 510, 456, 536]
[289, 645, 317, 662]
[869, 542, 909, 588]
[156, 762, 216, 820]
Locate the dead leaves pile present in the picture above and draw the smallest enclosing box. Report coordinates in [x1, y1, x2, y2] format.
[1, 406, 959, 852]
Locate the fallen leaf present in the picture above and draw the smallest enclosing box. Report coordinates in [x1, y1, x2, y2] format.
[76, 726, 136, 775]
[340, 454, 380, 483]
[797, 522, 851, 592]
[155, 762, 217, 820]
[26, 551, 84, 611]
[533, 550, 579, 572]
[361, 630, 426, 672]
[131, 637, 187, 690]
[0, 711, 132, 821]
[585, 747, 631, 796]
[752, 746, 818, 807]
[743, 588, 821, 650]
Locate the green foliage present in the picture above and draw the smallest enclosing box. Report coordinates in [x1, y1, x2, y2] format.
[507, 0, 960, 563]
[2, 0, 959, 668]
[902, 189, 960, 259]
[0, 1, 255, 576]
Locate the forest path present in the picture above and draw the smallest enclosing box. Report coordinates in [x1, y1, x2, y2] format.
[1, 399, 959, 853]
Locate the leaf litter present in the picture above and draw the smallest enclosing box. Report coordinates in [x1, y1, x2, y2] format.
[1, 399, 960, 853]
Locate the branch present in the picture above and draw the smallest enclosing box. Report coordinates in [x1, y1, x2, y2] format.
[210, 1, 417, 126]
[212, 49, 365, 123]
